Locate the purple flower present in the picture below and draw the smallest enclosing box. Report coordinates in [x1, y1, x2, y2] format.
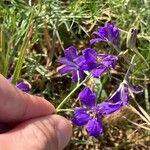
[57, 47, 117, 80]
[57, 46, 86, 82]
[97, 80, 143, 115]
[16, 81, 30, 92]
[90, 22, 120, 50]
[72, 82, 142, 137]
[72, 87, 103, 137]
[8, 77, 30, 92]
[76, 48, 118, 78]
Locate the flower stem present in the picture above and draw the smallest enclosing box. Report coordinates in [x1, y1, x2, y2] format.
[124, 54, 135, 81]
[56, 109, 73, 113]
[56, 75, 90, 112]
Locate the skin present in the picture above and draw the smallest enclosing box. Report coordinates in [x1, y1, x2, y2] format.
[0, 74, 72, 150]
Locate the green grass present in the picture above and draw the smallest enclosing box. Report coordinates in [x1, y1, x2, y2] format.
[0, 0, 150, 149]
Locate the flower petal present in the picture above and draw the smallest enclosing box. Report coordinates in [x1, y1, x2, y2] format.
[82, 48, 97, 56]
[86, 118, 103, 137]
[16, 81, 30, 92]
[64, 46, 78, 61]
[72, 107, 90, 126]
[57, 57, 76, 67]
[108, 82, 129, 105]
[128, 82, 143, 94]
[57, 65, 76, 74]
[79, 86, 96, 107]
[108, 87, 121, 103]
[100, 54, 118, 68]
[90, 22, 120, 50]
[97, 101, 122, 115]
[74, 56, 88, 70]
[96, 27, 108, 41]
[90, 38, 104, 44]
[82, 48, 97, 70]
[90, 65, 106, 78]
[72, 70, 85, 82]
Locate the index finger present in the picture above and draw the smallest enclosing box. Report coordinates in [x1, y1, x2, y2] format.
[0, 74, 55, 123]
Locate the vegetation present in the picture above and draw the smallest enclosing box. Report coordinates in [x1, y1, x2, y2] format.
[0, 0, 150, 149]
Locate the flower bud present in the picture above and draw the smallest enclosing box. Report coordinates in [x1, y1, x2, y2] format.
[126, 28, 137, 49]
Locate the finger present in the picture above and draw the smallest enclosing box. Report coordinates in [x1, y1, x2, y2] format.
[0, 123, 14, 133]
[0, 74, 55, 123]
[0, 115, 72, 150]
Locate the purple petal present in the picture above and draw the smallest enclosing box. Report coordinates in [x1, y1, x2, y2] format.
[74, 56, 88, 70]
[57, 57, 77, 68]
[91, 22, 120, 50]
[108, 82, 129, 105]
[90, 65, 106, 78]
[96, 27, 108, 40]
[64, 46, 78, 61]
[108, 87, 121, 103]
[105, 22, 114, 40]
[100, 54, 118, 68]
[57, 65, 76, 74]
[79, 86, 96, 107]
[82, 48, 98, 69]
[86, 118, 103, 137]
[90, 38, 104, 44]
[16, 81, 30, 92]
[82, 48, 97, 57]
[72, 107, 90, 126]
[72, 70, 85, 82]
[128, 82, 143, 94]
[97, 101, 122, 115]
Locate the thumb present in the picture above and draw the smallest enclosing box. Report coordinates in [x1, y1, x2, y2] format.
[0, 115, 72, 150]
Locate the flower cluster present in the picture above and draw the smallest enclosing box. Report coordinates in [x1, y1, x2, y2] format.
[72, 80, 142, 137]
[57, 47, 117, 81]
[57, 22, 142, 137]
[57, 22, 119, 82]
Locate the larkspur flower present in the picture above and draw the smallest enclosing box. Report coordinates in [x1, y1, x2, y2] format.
[97, 79, 143, 115]
[72, 87, 103, 137]
[16, 81, 30, 92]
[76, 48, 118, 78]
[57, 47, 117, 80]
[72, 81, 142, 137]
[90, 22, 120, 50]
[71, 86, 124, 137]
[8, 77, 30, 92]
[57, 46, 86, 82]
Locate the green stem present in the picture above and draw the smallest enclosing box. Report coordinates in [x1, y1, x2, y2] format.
[124, 55, 135, 81]
[56, 75, 90, 111]
[50, 21, 57, 64]
[57, 109, 73, 113]
[3, 40, 11, 76]
[144, 75, 150, 112]
[132, 47, 149, 68]
[12, 11, 34, 84]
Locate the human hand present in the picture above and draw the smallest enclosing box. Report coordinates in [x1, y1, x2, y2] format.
[0, 75, 72, 150]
